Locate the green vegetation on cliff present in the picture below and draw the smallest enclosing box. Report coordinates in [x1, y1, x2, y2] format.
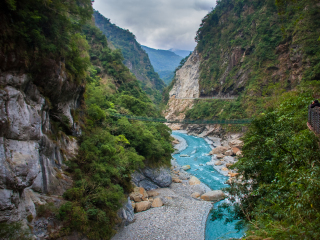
[213, 82, 320, 239]
[57, 21, 173, 239]
[93, 11, 165, 104]
[1, 1, 173, 239]
[190, 0, 320, 119]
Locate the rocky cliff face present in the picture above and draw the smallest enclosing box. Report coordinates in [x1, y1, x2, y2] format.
[164, 51, 201, 123]
[0, 51, 82, 223]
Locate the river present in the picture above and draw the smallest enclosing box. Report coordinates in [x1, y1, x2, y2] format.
[172, 131, 244, 240]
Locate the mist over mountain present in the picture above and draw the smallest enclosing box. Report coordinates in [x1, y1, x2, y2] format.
[142, 46, 183, 85]
[93, 10, 165, 103]
[169, 48, 193, 58]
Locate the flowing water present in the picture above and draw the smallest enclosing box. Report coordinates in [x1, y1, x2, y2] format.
[172, 131, 244, 240]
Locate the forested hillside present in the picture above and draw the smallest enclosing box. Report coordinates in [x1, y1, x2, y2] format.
[0, 1, 173, 239]
[184, 0, 320, 120]
[93, 11, 165, 104]
[182, 0, 320, 238]
[141, 46, 182, 85]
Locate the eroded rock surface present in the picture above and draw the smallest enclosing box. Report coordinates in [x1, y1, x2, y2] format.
[0, 52, 82, 224]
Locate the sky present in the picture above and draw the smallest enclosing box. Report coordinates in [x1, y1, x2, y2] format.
[92, 0, 217, 51]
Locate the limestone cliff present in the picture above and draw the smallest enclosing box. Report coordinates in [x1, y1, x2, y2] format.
[164, 51, 201, 123]
[0, 52, 81, 223]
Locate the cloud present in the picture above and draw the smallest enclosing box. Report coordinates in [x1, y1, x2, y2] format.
[93, 0, 216, 50]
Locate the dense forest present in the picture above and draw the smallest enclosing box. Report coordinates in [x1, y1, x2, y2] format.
[187, 0, 320, 238]
[93, 11, 165, 104]
[181, 0, 320, 121]
[0, 0, 173, 239]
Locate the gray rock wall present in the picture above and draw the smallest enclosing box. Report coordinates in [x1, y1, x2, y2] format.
[0, 51, 82, 223]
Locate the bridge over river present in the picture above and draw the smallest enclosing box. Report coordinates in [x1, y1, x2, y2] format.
[109, 113, 251, 125]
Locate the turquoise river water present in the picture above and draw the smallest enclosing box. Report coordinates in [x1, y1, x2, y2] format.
[172, 131, 244, 240]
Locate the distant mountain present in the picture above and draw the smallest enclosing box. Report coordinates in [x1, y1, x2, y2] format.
[141, 46, 183, 85]
[169, 48, 193, 58]
[93, 11, 165, 103]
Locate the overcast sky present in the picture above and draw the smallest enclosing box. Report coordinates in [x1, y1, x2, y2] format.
[93, 0, 216, 51]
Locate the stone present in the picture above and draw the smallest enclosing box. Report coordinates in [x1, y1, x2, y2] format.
[148, 197, 154, 202]
[134, 187, 148, 201]
[147, 190, 160, 197]
[182, 165, 191, 170]
[222, 167, 228, 171]
[142, 167, 172, 188]
[129, 192, 142, 202]
[191, 192, 201, 198]
[225, 150, 233, 156]
[229, 139, 244, 149]
[228, 172, 239, 177]
[118, 197, 135, 225]
[214, 161, 223, 166]
[209, 146, 229, 155]
[131, 171, 146, 186]
[201, 190, 226, 201]
[151, 198, 163, 208]
[216, 154, 224, 159]
[236, 151, 242, 156]
[189, 176, 201, 185]
[232, 147, 241, 155]
[172, 177, 182, 183]
[131, 201, 136, 209]
[135, 201, 152, 213]
[226, 163, 233, 168]
[138, 179, 159, 191]
[180, 154, 190, 157]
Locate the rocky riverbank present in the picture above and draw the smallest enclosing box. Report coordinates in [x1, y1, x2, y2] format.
[113, 133, 224, 240]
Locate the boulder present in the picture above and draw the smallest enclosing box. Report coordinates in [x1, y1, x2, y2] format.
[118, 197, 135, 225]
[191, 192, 201, 199]
[232, 147, 241, 155]
[138, 179, 159, 191]
[225, 150, 233, 156]
[182, 165, 191, 170]
[200, 190, 226, 201]
[142, 167, 172, 188]
[189, 176, 201, 185]
[147, 190, 160, 197]
[216, 154, 224, 159]
[236, 151, 242, 156]
[129, 192, 142, 202]
[135, 201, 152, 212]
[134, 187, 148, 201]
[131, 201, 136, 209]
[228, 172, 239, 177]
[214, 161, 223, 166]
[229, 140, 244, 149]
[151, 198, 163, 208]
[131, 171, 146, 187]
[148, 197, 154, 202]
[172, 177, 182, 183]
[209, 146, 229, 155]
[226, 163, 233, 168]
[222, 167, 228, 171]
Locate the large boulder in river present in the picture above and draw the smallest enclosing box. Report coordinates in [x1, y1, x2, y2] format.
[182, 165, 191, 170]
[201, 190, 226, 201]
[142, 167, 172, 188]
